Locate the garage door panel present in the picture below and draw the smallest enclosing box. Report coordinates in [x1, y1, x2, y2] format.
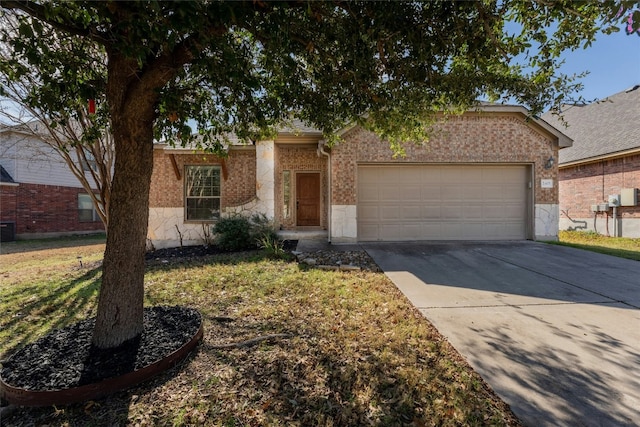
[423, 205, 442, 217]
[421, 186, 441, 199]
[379, 185, 401, 201]
[403, 206, 423, 220]
[358, 205, 379, 221]
[359, 187, 379, 202]
[441, 205, 464, 219]
[463, 206, 485, 219]
[380, 206, 401, 221]
[358, 165, 528, 241]
[500, 204, 525, 219]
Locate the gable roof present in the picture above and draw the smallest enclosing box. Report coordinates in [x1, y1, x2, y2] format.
[541, 85, 640, 165]
[337, 103, 573, 148]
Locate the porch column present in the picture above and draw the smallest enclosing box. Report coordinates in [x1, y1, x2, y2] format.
[255, 140, 275, 218]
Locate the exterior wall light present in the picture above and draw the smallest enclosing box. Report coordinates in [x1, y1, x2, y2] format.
[544, 156, 555, 169]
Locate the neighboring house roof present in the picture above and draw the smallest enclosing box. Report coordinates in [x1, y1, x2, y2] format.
[0, 165, 16, 184]
[541, 85, 640, 166]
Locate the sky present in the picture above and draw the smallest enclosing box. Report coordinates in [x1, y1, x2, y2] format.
[556, 29, 640, 102]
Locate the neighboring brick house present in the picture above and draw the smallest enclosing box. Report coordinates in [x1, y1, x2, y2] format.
[0, 125, 105, 240]
[148, 104, 571, 248]
[542, 85, 640, 238]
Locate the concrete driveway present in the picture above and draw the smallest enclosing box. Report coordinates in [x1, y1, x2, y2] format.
[363, 241, 640, 427]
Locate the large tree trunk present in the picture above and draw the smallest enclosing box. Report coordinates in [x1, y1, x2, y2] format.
[91, 124, 154, 349]
[90, 47, 191, 349]
[91, 52, 158, 349]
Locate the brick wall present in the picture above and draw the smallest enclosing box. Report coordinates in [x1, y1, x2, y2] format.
[274, 144, 327, 229]
[331, 113, 558, 205]
[0, 182, 104, 235]
[559, 154, 640, 218]
[0, 185, 17, 223]
[149, 148, 257, 209]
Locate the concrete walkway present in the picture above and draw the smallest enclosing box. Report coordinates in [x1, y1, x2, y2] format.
[362, 241, 640, 427]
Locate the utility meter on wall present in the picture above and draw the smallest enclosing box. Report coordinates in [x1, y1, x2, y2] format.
[608, 194, 621, 207]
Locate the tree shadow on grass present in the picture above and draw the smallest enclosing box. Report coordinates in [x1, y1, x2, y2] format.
[1, 266, 101, 359]
[0, 234, 106, 255]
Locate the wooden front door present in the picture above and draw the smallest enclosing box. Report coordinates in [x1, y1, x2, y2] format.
[296, 172, 320, 226]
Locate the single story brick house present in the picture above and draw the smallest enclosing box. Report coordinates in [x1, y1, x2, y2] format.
[542, 85, 640, 238]
[148, 104, 571, 248]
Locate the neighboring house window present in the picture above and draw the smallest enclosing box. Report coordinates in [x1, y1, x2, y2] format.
[78, 193, 99, 222]
[185, 165, 221, 221]
[80, 149, 97, 172]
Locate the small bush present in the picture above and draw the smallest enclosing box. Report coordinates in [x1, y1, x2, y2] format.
[213, 214, 284, 253]
[212, 216, 253, 251]
[258, 233, 291, 259]
[249, 213, 278, 243]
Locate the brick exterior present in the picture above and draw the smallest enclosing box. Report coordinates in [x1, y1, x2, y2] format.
[149, 112, 561, 237]
[0, 183, 104, 236]
[274, 144, 328, 229]
[331, 113, 559, 205]
[559, 154, 640, 218]
[149, 148, 257, 209]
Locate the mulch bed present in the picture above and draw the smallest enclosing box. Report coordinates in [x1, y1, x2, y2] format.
[144, 240, 298, 262]
[1, 306, 201, 395]
[1, 241, 301, 403]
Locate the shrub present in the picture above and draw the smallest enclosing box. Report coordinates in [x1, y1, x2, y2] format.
[213, 214, 283, 253]
[248, 213, 278, 244]
[212, 216, 253, 251]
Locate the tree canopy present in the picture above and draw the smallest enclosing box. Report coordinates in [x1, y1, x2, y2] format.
[2, 1, 633, 148]
[0, 0, 633, 349]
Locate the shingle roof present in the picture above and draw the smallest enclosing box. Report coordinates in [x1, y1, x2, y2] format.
[541, 85, 640, 165]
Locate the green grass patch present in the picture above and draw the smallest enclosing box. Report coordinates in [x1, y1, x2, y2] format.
[1, 239, 520, 426]
[552, 230, 640, 261]
[0, 233, 106, 255]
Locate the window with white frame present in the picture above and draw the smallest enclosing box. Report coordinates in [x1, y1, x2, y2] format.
[78, 193, 99, 222]
[185, 165, 221, 221]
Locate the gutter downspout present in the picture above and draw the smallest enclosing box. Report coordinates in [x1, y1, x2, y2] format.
[318, 140, 331, 243]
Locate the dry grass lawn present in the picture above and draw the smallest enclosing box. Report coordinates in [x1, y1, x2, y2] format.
[555, 230, 640, 261]
[0, 236, 521, 426]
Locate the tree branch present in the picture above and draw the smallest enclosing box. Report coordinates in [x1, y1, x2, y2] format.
[0, 0, 109, 45]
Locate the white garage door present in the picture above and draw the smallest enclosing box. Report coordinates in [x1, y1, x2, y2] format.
[357, 165, 529, 241]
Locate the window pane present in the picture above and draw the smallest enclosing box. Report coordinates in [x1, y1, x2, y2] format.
[78, 194, 97, 222]
[186, 198, 220, 220]
[186, 166, 220, 197]
[78, 194, 93, 210]
[185, 165, 221, 221]
[283, 170, 291, 219]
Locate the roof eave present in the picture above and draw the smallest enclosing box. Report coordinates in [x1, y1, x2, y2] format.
[559, 147, 640, 168]
[475, 105, 573, 148]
